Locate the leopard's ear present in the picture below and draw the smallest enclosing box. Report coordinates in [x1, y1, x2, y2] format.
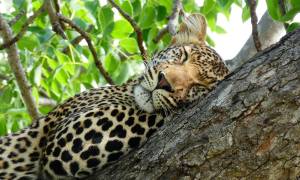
[171, 14, 207, 45]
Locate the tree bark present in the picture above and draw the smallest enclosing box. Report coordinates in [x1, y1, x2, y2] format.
[88, 29, 300, 179]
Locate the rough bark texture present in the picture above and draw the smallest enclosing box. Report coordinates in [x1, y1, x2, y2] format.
[88, 29, 300, 179]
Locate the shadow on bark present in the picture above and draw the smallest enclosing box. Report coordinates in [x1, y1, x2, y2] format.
[88, 29, 300, 180]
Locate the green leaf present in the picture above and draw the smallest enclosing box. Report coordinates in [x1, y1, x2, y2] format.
[219, 0, 233, 19]
[50, 80, 61, 99]
[73, 17, 88, 29]
[39, 106, 53, 115]
[121, 1, 133, 16]
[0, 87, 13, 105]
[156, 0, 172, 13]
[18, 36, 40, 51]
[206, 35, 215, 47]
[215, 25, 226, 34]
[266, 0, 281, 20]
[11, 15, 26, 33]
[54, 50, 75, 75]
[290, 0, 300, 9]
[120, 38, 139, 53]
[206, 12, 217, 31]
[84, 1, 99, 16]
[156, 6, 167, 21]
[11, 119, 20, 133]
[104, 53, 120, 74]
[279, 8, 300, 21]
[182, 0, 197, 12]
[32, 86, 39, 106]
[287, 22, 300, 32]
[45, 56, 58, 70]
[13, 0, 28, 10]
[139, 6, 156, 29]
[98, 6, 114, 32]
[115, 62, 130, 84]
[201, 0, 216, 15]
[234, 0, 242, 7]
[55, 50, 72, 64]
[111, 20, 134, 38]
[132, 0, 142, 16]
[32, 0, 43, 11]
[242, 6, 250, 22]
[217, 0, 229, 7]
[28, 26, 52, 43]
[49, 64, 68, 86]
[0, 117, 7, 136]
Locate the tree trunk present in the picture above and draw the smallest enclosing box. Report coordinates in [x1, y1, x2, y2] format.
[88, 29, 300, 180]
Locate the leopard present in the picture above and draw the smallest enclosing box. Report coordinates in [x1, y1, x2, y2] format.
[0, 14, 229, 180]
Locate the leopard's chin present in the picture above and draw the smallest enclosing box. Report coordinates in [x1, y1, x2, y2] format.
[133, 85, 155, 113]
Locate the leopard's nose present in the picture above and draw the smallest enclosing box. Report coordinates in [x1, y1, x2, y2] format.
[156, 72, 174, 93]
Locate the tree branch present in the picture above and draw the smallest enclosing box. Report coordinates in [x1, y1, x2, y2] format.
[153, 0, 183, 43]
[0, 5, 44, 50]
[8, 10, 26, 26]
[39, 97, 56, 107]
[226, 11, 285, 71]
[167, 0, 184, 35]
[248, 0, 262, 51]
[62, 25, 93, 55]
[0, 14, 40, 120]
[153, 27, 168, 43]
[0, 74, 10, 80]
[108, 0, 147, 61]
[57, 14, 114, 85]
[44, 0, 66, 39]
[53, 0, 66, 30]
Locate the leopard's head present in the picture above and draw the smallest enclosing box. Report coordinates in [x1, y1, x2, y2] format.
[134, 14, 229, 113]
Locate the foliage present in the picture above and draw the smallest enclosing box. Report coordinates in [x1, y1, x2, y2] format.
[0, 0, 299, 135]
[266, 0, 300, 31]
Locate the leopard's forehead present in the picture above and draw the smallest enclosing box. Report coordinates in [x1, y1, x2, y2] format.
[148, 44, 212, 67]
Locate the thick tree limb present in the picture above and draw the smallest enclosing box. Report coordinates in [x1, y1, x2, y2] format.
[108, 0, 147, 61]
[248, 0, 262, 51]
[0, 5, 44, 50]
[88, 29, 300, 179]
[226, 11, 285, 71]
[0, 15, 40, 120]
[57, 14, 114, 85]
[153, 0, 183, 43]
